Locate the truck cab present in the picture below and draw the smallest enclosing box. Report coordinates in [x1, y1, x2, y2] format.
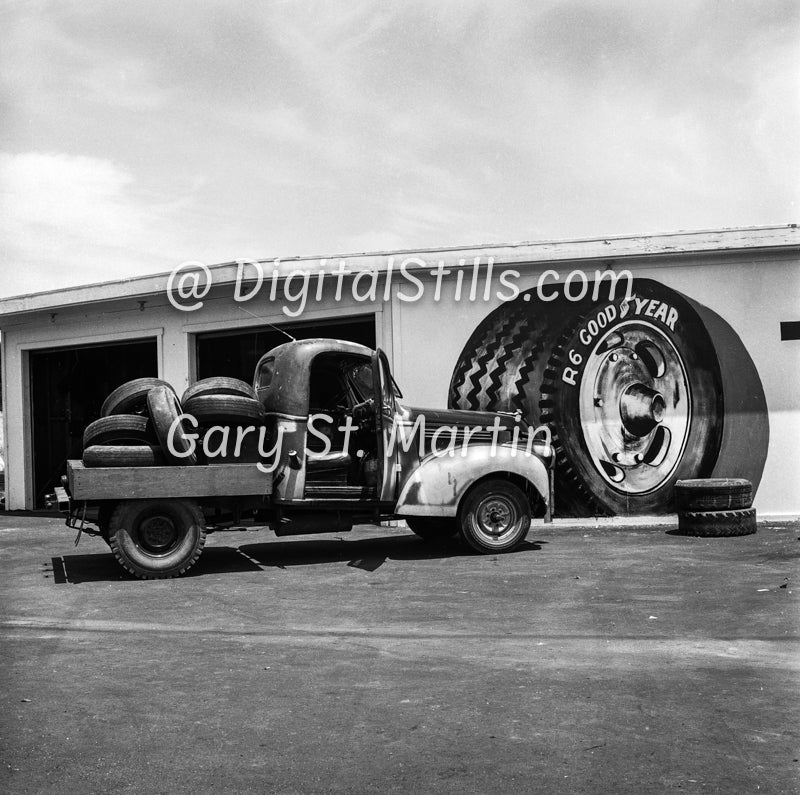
[252, 338, 552, 543]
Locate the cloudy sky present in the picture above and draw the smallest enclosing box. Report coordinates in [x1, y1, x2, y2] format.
[1, 0, 798, 298]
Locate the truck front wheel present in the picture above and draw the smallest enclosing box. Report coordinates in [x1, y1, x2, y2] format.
[108, 499, 206, 579]
[459, 479, 531, 554]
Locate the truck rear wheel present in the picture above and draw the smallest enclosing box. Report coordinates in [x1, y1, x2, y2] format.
[108, 499, 206, 579]
[459, 479, 531, 553]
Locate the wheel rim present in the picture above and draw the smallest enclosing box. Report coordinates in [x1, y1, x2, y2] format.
[473, 495, 519, 543]
[578, 320, 691, 494]
[137, 514, 180, 555]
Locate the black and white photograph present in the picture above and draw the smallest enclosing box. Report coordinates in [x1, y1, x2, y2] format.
[1, 2, 798, 792]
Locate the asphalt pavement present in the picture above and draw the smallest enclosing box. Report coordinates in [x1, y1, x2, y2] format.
[1, 514, 798, 794]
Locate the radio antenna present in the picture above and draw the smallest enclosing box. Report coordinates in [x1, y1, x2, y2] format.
[236, 305, 296, 341]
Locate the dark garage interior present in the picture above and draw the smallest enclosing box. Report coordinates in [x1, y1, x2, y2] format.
[30, 339, 157, 507]
[195, 315, 376, 381]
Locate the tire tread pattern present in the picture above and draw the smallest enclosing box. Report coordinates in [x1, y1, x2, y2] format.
[449, 304, 549, 421]
[677, 507, 757, 537]
[101, 378, 173, 417]
[83, 445, 165, 467]
[674, 479, 753, 511]
[183, 395, 265, 425]
[147, 386, 197, 464]
[451, 307, 521, 411]
[181, 377, 257, 404]
[83, 415, 152, 448]
[539, 314, 610, 517]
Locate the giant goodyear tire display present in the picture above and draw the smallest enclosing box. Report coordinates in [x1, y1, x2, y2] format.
[449, 278, 768, 516]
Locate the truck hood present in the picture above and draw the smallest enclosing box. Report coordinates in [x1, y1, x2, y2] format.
[401, 406, 523, 433]
[395, 406, 551, 461]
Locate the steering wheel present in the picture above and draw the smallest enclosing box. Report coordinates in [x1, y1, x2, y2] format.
[352, 398, 376, 429]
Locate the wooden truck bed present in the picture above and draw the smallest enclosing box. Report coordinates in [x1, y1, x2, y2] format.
[67, 460, 273, 501]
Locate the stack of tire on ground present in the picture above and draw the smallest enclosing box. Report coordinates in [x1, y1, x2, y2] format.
[82, 376, 264, 468]
[449, 277, 770, 517]
[674, 478, 757, 537]
[81, 376, 265, 579]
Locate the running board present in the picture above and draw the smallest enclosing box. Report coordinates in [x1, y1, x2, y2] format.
[303, 485, 377, 500]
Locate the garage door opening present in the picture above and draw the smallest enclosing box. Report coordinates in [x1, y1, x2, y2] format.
[196, 315, 376, 382]
[30, 339, 158, 507]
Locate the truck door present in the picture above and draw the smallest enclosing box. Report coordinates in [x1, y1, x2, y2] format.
[372, 349, 399, 503]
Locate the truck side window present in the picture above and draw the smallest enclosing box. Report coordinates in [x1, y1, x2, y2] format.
[257, 358, 275, 388]
[348, 362, 373, 402]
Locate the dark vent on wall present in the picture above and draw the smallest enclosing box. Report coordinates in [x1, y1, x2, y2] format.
[780, 321, 800, 341]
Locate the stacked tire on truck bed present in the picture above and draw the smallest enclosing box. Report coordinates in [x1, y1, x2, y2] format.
[82, 376, 264, 467]
[80, 376, 265, 579]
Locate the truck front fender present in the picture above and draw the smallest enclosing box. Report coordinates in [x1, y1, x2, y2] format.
[395, 445, 550, 517]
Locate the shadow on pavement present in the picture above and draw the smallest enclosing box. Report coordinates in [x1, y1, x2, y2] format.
[48, 533, 546, 583]
[49, 547, 265, 583]
[239, 533, 545, 570]
[48, 553, 124, 584]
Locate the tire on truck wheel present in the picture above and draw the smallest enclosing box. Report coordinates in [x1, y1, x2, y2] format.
[459, 479, 531, 554]
[108, 498, 207, 578]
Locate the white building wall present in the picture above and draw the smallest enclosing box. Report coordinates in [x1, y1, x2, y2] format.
[1, 233, 797, 516]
